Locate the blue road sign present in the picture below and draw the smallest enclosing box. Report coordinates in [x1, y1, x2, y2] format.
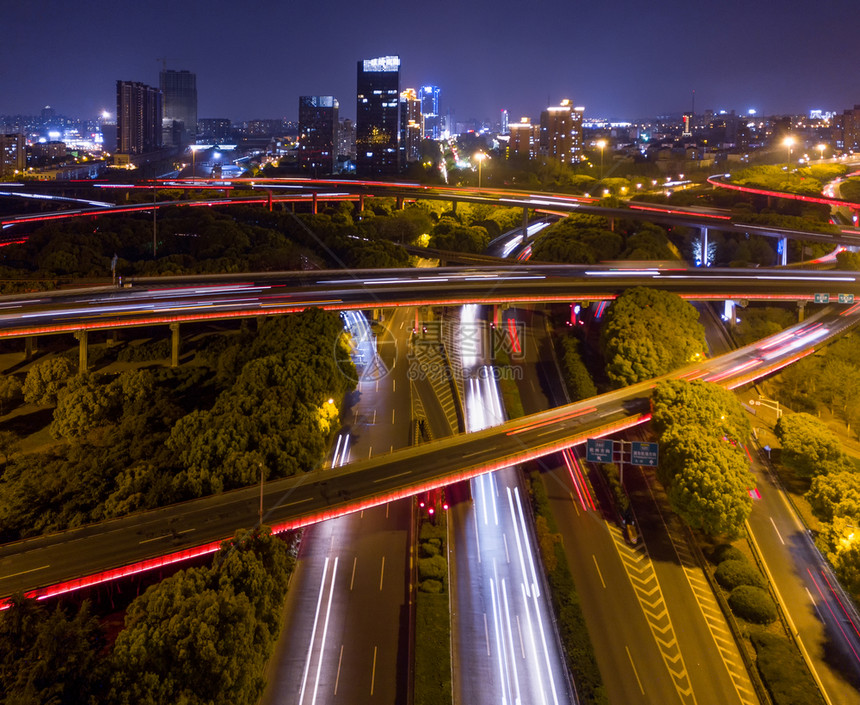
[586, 438, 614, 464]
[814, 293, 830, 304]
[631, 441, 659, 467]
[839, 293, 855, 304]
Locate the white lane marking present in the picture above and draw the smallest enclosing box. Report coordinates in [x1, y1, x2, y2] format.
[350, 557, 357, 591]
[770, 516, 785, 545]
[520, 581, 548, 705]
[516, 614, 525, 659]
[334, 644, 344, 695]
[372, 470, 411, 483]
[503, 532, 511, 564]
[626, 645, 646, 695]
[370, 645, 378, 695]
[392, 408, 396, 424]
[1, 564, 50, 580]
[592, 554, 607, 589]
[484, 612, 491, 656]
[379, 556, 385, 591]
[515, 487, 542, 598]
[138, 528, 194, 544]
[507, 486, 531, 598]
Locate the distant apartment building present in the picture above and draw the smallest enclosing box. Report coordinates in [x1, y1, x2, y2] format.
[356, 55, 401, 177]
[419, 85, 441, 139]
[298, 96, 339, 175]
[116, 80, 162, 158]
[508, 118, 538, 159]
[197, 118, 232, 142]
[160, 69, 197, 146]
[835, 105, 860, 152]
[540, 100, 584, 163]
[400, 88, 422, 165]
[500, 109, 509, 135]
[0, 133, 26, 176]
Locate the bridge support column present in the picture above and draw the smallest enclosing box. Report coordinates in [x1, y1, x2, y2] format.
[170, 323, 181, 368]
[75, 331, 88, 373]
[701, 227, 709, 267]
[779, 236, 788, 266]
[797, 301, 806, 323]
[106, 329, 118, 347]
[312, 192, 318, 215]
[359, 195, 365, 212]
[723, 299, 736, 327]
[24, 336, 37, 359]
[267, 190, 273, 212]
[522, 207, 529, 238]
[396, 196, 404, 210]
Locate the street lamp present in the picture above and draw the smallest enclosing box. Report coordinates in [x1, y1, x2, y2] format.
[474, 151, 487, 188]
[783, 135, 796, 171]
[817, 143, 827, 160]
[596, 139, 607, 179]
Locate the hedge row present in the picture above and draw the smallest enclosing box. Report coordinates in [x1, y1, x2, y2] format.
[530, 471, 608, 705]
[414, 513, 452, 705]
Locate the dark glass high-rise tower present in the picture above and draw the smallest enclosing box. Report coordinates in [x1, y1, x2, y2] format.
[356, 55, 401, 177]
[298, 96, 339, 175]
[116, 80, 162, 156]
[160, 69, 197, 146]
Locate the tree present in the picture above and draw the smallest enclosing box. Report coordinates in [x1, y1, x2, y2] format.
[0, 374, 23, 414]
[652, 379, 751, 445]
[50, 373, 121, 440]
[806, 471, 860, 522]
[662, 429, 754, 537]
[602, 287, 706, 386]
[22, 357, 74, 406]
[775, 413, 848, 477]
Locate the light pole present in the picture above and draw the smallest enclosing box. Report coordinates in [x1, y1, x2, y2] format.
[783, 135, 795, 171]
[474, 151, 487, 188]
[817, 143, 827, 160]
[596, 139, 607, 180]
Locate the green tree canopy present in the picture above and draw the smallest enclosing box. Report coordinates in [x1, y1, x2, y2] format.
[22, 357, 74, 406]
[775, 413, 848, 477]
[602, 287, 706, 386]
[652, 379, 751, 445]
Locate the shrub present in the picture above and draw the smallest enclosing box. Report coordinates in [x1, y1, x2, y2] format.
[419, 579, 444, 594]
[751, 631, 824, 705]
[715, 559, 766, 591]
[711, 544, 745, 564]
[420, 541, 440, 558]
[418, 554, 447, 582]
[728, 585, 778, 624]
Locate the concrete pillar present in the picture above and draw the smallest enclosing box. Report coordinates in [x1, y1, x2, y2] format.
[701, 227, 709, 267]
[723, 299, 736, 327]
[312, 192, 318, 215]
[779, 237, 788, 266]
[267, 190, 273, 212]
[522, 207, 529, 238]
[24, 336, 37, 359]
[170, 323, 181, 368]
[75, 331, 88, 373]
[359, 194, 365, 211]
[797, 301, 806, 322]
[396, 196, 404, 210]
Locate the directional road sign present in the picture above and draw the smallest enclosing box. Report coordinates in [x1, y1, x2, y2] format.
[814, 293, 830, 304]
[839, 293, 855, 304]
[586, 438, 614, 464]
[631, 441, 659, 467]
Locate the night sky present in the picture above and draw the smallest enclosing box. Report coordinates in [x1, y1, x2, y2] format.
[1, 0, 858, 123]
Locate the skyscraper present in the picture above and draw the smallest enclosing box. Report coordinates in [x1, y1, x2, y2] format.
[356, 55, 401, 177]
[116, 81, 162, 158]
[419, 85, 441, 139]
[508, 118, 537, 159]
[159, 69, 197, 146]
[399, 88, 422, 165]
[298, 96, 339, 175]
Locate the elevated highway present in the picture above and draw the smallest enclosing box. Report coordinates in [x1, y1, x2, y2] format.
[1, 303, 858, 604]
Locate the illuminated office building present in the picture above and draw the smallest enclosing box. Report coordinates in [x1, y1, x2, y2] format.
[400, 88, 422, 165]
[298, 95, 339, 175]
[419, 85, 441, 139]
[116, 80, 162, 156]
[356, 55, 401, 176]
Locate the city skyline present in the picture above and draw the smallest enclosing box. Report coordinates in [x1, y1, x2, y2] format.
[1, 0, 858, 125]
